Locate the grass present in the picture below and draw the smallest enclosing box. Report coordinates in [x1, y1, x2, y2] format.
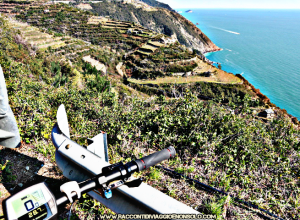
[38, 41, 66, 49]
[141, 44, 158, 51]
[136, 50, 152, 56]
[148, 40, 165, 47]
[128, 74, 241, 85]
[27, 36, 50, 41]
[23, 31, 44, 37]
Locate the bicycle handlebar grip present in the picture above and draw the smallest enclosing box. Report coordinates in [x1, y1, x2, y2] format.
[134, 146, 176, 171]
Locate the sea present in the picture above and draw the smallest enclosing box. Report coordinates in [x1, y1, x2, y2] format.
[177, 9, 300, 119]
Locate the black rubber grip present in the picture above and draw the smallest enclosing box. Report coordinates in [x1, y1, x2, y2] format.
[134, 146, 176, 171]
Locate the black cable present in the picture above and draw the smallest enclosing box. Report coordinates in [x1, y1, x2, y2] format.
[0, 215, 5, 220]
[156, 165, 285, 220]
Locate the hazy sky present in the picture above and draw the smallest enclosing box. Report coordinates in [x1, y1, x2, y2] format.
[157, 0, 300, 9]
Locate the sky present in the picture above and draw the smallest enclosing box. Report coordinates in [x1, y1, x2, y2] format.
[157, 0, 300, 9]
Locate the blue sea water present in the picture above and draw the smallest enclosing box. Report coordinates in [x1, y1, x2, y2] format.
[178, 9, 300, 119]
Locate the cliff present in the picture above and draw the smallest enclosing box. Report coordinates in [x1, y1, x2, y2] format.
[90, 1, 220, 54]
[165, 9, 220, 53]
[139, 0, 173, 10]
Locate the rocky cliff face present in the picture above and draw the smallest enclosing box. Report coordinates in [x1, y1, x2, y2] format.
[139, 0, 172, 10]
[90, 1, 220, 54]
[163, 9, 220, 54]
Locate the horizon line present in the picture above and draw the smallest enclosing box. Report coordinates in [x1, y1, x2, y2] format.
[175, 8, 300, 10]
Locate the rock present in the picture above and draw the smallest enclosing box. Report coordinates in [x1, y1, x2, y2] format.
[116, 62, 124, 77]
[187, 48, 193, 53]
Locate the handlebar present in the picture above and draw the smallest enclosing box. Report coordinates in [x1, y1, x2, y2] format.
[56, 146, 176, 205]
[134, 146, 176, 171]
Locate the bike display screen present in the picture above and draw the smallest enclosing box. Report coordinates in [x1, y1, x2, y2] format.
[4, 183, 57, 220]
[11, 188, 50, 219]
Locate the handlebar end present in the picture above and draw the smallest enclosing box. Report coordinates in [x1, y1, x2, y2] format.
[167, 146, 176, 158]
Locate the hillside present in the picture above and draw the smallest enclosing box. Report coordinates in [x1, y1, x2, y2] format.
[0, 2, 299, 220]
[89, 0, 220, 54]
[12, 2, 228, 82]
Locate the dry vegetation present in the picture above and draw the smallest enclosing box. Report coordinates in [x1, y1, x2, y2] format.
[128, 75, 239, 85]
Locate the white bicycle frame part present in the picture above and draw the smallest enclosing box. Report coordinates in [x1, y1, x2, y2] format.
[52, 105, 199, 218]
[60, 181, 81, 203]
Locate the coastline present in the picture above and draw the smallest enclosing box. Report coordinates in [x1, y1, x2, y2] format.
[201, 48, 223, 68]
[203, 48, 300, 125]
[178, 8, 300, 120]
[203, 47, 300, 124]
[203, 48, 223, 58]
[236, 74, 300, 125]
[185, 20, 300, 124]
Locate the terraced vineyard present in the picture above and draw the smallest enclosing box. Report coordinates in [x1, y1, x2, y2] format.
[3, 1, 243, 92]
[0, 0, 49, 15]
[3, 14, 120, 83]
[9, 19, 67, 50]
[15, 4, 157, 54]
[14, 3, 231, 81]
[125, 43, 203, 79]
